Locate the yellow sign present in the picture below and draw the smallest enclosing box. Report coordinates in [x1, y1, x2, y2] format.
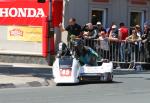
[7, 26, 42, 42]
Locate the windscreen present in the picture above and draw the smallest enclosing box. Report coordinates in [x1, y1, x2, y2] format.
[59, 57, 73, 69]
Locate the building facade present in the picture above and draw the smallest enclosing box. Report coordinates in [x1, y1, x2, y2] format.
[63, 0, 150, 28]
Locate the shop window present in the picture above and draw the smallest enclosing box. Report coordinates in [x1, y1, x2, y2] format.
[130, 11, 145, 28]
[91, 9, 106, 26]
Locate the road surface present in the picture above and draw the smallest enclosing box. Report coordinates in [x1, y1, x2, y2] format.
[0, 70, 150, 103]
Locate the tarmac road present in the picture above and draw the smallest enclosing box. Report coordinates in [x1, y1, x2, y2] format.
[0, 70, 150, 103]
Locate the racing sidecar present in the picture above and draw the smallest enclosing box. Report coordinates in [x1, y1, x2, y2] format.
[52, 56, 113, 84]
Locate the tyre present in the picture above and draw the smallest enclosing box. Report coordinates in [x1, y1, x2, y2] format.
[107, 73, 113, 82]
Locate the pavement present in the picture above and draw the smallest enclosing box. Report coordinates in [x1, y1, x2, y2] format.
[0, 62, 53, 89]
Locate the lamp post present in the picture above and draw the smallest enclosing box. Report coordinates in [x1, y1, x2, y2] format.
[46, 0, 54, 65]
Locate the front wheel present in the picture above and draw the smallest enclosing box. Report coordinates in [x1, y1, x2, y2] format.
[107, 73, 113, 82]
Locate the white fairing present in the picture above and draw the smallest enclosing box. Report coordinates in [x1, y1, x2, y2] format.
[80, 62, 113, 74]
[53, 57, 113, 84]
[53, 57, 80, 84]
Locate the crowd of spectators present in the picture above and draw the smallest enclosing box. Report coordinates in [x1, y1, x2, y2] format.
[59, 18, 150, 63]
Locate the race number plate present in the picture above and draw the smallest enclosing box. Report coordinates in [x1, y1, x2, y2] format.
[60, 69, 71, 76]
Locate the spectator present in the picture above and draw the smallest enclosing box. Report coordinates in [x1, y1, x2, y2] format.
[141, 21, 150, 62]
[126, 28, 141, 44]
[135, 25, 142, 37]
[126, 28, 141, 61]
[83, 23, 97, 39]
[109, 25, 119, 61]
[135, 25, 144, 62]
[82, 23, 98, 48]
[83, 23, 97, 49]
[95, 21, 106, 35]
[59, 18, 82, 42]
[97, 29, 109, 59]
[109, 25, 118, 42]
[118, 22, 129, 62]
[107, 22, 115, 36]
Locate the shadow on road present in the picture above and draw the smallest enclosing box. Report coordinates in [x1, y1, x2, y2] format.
[56, 81, 123, 86]
[0, 65, 53, 80]
[145, 78, 150, 80]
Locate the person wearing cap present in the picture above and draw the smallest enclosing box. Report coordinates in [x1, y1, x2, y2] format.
[73, 39, 99, 66]
[97, 21, 101, 25]
[109, 24, 119, 61]
[95, 21, 106, 36]
[109, 24, 118, 42]
[97, 29, 109, 60]
[141, 21, 150, 62]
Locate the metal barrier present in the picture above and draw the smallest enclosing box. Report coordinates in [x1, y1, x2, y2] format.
[78, 38, 150, 65]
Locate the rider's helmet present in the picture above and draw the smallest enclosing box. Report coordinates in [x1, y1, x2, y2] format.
[73, 39, 84, 56]
[74, 39, 84, 47]
[57, 42, 68, 57]
[58, 42, 67, 51]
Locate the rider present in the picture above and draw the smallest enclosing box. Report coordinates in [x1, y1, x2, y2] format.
[142, 21, 150, 62]
[56, 42, 70, 58]
[73, 39, 99, 66]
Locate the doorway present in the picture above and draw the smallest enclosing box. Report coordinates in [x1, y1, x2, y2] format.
[130, 11, 145, 28]
[91, 9, 106, 26]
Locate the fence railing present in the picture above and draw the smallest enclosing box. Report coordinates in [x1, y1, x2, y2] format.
[75, 38, 149, 64]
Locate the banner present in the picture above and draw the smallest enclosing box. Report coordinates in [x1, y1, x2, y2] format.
[7, 26, 42, 42]
[0, 0, 49, 26]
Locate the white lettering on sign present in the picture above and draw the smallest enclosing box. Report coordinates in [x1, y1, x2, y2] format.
[0, 8, 45, 17]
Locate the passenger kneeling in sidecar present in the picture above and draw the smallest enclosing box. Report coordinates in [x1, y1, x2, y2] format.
[72, 39, 99, 66]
